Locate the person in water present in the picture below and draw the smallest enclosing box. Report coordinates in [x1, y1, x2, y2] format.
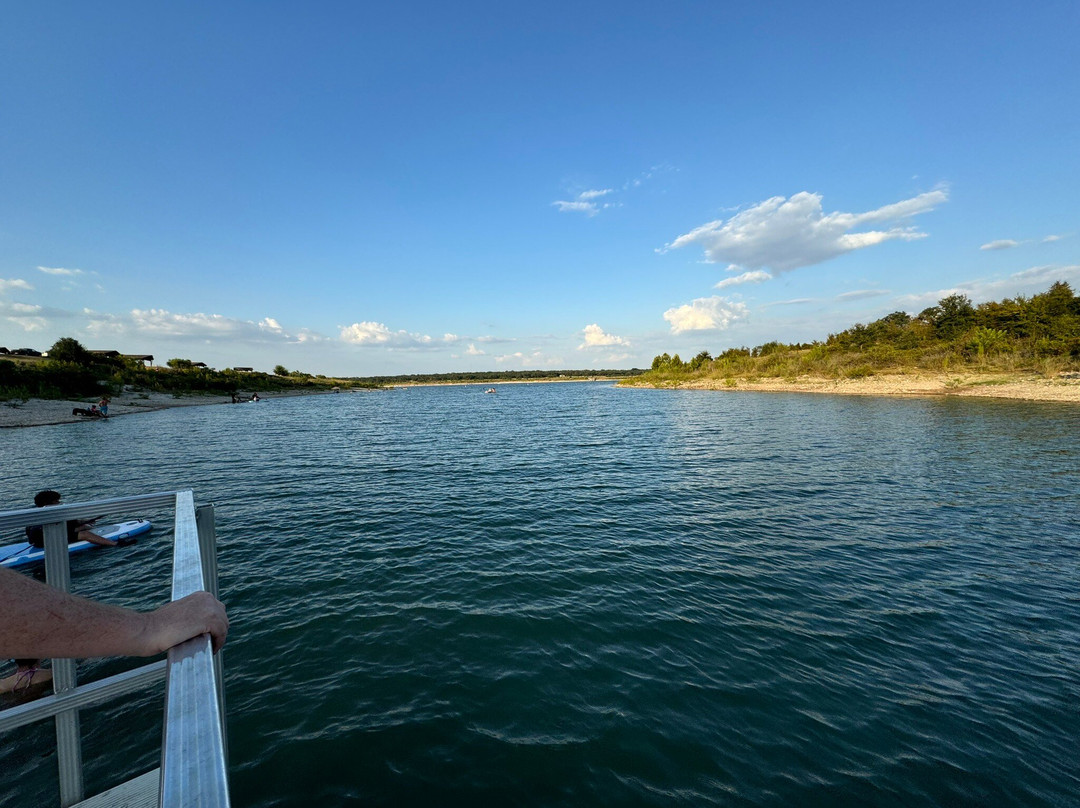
[25, 490, 124, 549]
[97, 397, 110, 417]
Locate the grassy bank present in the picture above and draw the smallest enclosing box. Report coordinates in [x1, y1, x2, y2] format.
[630, 283, 1080, 388]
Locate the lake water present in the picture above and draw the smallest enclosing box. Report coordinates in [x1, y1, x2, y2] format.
[1, 382, 1078, 807]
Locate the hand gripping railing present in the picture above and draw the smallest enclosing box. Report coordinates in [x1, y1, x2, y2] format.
[0, 491, 229, 808]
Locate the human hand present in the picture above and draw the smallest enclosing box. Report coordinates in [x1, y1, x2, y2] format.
[139, 591, 229, 655]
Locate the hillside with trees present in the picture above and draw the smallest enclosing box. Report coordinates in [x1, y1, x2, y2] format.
[0, 339, 374, 400]
[638, 282, 1080, 385]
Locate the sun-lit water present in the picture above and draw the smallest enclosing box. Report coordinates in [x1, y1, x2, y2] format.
[2, 383, 1079, 806]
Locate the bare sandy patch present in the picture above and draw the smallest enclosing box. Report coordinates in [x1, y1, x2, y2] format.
[631, 372, 1080, 403]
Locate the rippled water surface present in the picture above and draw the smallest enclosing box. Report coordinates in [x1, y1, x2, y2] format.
[2, 383, 1079, 806]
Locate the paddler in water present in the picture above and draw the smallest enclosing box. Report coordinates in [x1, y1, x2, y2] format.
[24, 490, 128, 549]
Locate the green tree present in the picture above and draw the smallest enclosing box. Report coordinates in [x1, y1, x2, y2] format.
[689, 350, 712, 371]
[274, 365, 289, 376]
[48, 337, 92, 365]
[167, 358, 195, 370]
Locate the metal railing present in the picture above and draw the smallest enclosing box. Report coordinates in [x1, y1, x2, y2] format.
[0, 491, 229, 808]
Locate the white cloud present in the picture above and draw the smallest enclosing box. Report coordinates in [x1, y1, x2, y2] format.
[665, 189, 947, 272]
[5, 316, 47, 331]
[9, 303, 43, 314]
[466, 343, 485, 356]
[0, 278, 33, 293]
[553, 187, 615, 216]
[895, 264, 1080, 309]
[663, 296, 749, 334]
[117, 308, 325, 344]
[715, 270, 772, 289]
[578, 323, 629, 349]
[1043, 234, 1063, 243]
[980, 239, 1019, 251]
[339, 321, 435, 348]
[37, 266, 84, 276]
[493, 349, 560, 367]
[836, 289, 891, 301]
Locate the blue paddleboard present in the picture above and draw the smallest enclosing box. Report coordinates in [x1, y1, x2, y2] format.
[0, 520, 152, 569]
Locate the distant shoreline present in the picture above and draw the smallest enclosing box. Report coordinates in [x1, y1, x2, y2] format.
[5, 372, 1076, 429]
[0, 389, 336, 429]
[623, 371, 1080, 403]
[391, 377, 626, 388]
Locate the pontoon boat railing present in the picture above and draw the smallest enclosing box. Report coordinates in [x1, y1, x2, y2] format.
[0, 491, 229, 808]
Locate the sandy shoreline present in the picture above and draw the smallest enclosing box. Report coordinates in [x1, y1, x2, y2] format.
[628, 371, 1080, 403]
[3, 372, 1078, 428]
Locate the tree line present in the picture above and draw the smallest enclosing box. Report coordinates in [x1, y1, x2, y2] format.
[0, 338, 374, 400]
[644, 282, 1080, 382]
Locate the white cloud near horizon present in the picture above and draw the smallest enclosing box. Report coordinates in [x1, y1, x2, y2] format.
[578, 323, 629, 349]
[466, 343, 485, 356]
[339, 322, 470, 349]
[715, 270, 772, 289]
[663, 296, 749, 334]
[895, 264, 1080, 309]
[0, 278, 33, 293]
[980, 239, 1019, 250]
[836, 289, 891, 301]
[664, 189, 948, 272]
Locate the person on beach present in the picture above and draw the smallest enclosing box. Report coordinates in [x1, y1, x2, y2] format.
[97, 397, 109, 417]
[25, 490, 125, 549]
[0, 565, 228, 659]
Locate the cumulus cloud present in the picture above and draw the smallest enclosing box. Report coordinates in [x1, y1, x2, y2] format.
[980, 239, 1019, 251]
[38, 266, 84, 276]
[664, 189, 947, 272]
[715, 270, 772, 290]
[0, 278, 33, 293]
[466, 343, 485, 356]
[337, 321, 463, 349]
[663, 296, 749, 334]
[578, 323, 629, 349]
[1043, 234, 1062, 243]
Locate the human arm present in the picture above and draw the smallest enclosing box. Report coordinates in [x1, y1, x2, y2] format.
[0, 566, 228, 659]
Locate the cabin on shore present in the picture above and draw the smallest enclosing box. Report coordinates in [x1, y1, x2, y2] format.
[89, 350, 155, 367]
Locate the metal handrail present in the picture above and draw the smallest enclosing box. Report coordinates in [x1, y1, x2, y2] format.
[0, 490, 229, 807]
[160, 491, 230, 807]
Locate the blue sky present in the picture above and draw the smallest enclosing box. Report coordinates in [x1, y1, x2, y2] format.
[1, 1, 1077, 376]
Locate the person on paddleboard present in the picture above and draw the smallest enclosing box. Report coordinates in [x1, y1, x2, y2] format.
[24, 490, 127, 549]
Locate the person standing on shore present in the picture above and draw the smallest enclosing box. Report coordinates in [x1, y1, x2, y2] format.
[97, 396, 109, 417]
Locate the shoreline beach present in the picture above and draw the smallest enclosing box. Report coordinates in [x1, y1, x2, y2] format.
[0, 389, 335, 429]
[627, 371, 1080, 403]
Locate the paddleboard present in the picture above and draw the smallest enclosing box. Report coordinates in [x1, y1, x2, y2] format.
[0, 520, 151, 569]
